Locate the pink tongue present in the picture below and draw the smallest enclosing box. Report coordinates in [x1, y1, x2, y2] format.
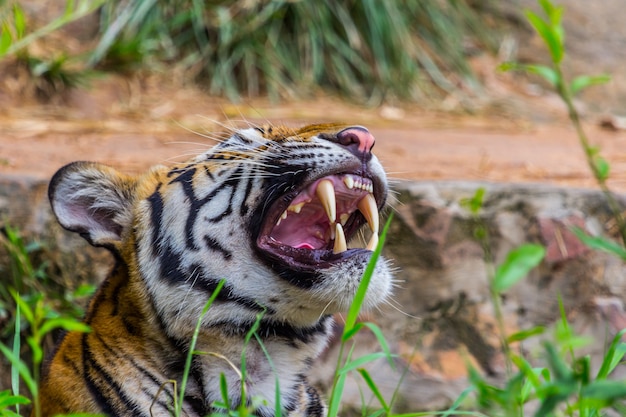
[295, 243, 315, 249]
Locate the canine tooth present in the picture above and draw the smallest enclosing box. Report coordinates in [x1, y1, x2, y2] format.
[343, 176, 354, 189]
[357, 194, 379, 233]
[316, 180, 336, 223]
[333, 223, 347, 254]
[366, 232, 379, 251]
[340, 213, 350, 226]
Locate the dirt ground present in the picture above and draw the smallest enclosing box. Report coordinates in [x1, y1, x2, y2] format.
[2, 72, 626, 193]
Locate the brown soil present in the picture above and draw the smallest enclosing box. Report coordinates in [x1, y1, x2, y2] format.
[2, 73, 626, 192]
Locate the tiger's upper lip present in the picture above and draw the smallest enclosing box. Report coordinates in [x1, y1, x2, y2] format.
[255, 170, 385, 271]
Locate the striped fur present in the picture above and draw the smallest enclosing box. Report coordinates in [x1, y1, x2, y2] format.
[40, 123, 392, 416]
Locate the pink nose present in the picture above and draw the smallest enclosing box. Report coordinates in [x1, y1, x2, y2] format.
[337, 126, 375, 157]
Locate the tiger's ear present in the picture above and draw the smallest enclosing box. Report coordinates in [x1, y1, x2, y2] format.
[49, 162, 138, 247]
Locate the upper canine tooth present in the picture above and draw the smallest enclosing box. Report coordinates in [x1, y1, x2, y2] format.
[357, 194, 379, 233]
[316, 180, 336, 223]
[333, 223, 347, 254]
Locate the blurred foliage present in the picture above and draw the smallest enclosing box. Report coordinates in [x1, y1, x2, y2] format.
[91, 0, 501, 102]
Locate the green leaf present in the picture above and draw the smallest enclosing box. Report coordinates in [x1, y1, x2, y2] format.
[596, 329, 626, 379]
[0, 390, 30, 408]
[357, 369, 389, 411]
[39, 317, 91, 336]
[524, 9, 563, 63]
[12, 4, 26, 39]
[339, 352, 388, 374]
[571, 227, 626, 260]
[581, 380, 626, 401]
[362, 322, 394, 368]
[570, 74, 611, 95]
[507, 325, 546, 343]
[594, 155, 610, 181]
[498, 62, 559, 86]
[342, 214, 392, 341]
[327, 371, 347, 417]
[494, 244, 545, 292]
[0, 343, 36, 398]
[460, 187, 485, 215]
[0, 24, 12, 56]
[219, 372, 229, 407]
[543, 342, 573, 381]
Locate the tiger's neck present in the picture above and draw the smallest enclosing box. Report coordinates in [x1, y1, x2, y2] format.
[86, 257, 332, 415]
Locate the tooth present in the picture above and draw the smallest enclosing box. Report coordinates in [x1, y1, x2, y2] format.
[340, 213, 350, 225]
[343, 176, 354, 189]
[289, 202, 304, 213]
[357, 194, 379, 233]
[316, 180, 336, 223]
[333, 223, 347, 254]
[277, 210, 288, 226]
[366, 232, 379, 251]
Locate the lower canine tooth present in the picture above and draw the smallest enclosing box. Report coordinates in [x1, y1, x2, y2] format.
[357, 194, 379, 233]
[333, 223, 347, 254]
[366, 232, 379, 251]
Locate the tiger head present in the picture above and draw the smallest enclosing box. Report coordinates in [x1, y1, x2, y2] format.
[49, 123, 392, 333]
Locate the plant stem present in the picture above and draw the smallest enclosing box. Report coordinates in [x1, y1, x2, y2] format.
[553, 66, 626, 246]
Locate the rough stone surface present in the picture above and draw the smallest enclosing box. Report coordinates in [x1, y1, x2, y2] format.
[312, 181, 626, 412]
[3, 176, 626, 412]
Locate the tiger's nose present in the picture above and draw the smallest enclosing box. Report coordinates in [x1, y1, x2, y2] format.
[337, 126, 375, 160]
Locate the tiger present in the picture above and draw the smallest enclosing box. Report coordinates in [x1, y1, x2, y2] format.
[40, 123, 392, 417]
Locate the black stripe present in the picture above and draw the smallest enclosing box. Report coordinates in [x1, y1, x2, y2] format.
[209, 315, 331, 344]
[82, 333, 133, 416]
[239, 175, 254, 216]
[190, 264, 270, 314]
[203, 235, 232, 260]
[147, 185, 164, 253]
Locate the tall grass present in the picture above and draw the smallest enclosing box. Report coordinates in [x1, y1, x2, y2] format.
[91, 0, 499, 102]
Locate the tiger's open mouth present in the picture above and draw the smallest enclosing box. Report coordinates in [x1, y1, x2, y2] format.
[256, 173, 382, 271]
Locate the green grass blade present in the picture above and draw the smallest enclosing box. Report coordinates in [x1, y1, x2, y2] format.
[176, 279, 225, 417]
[343, 214, 393, 340]
[362, 322, 394, 369]
[596, 328, 626, 379]
[339, 352, 389, 375]
[11, 301, 21, 412]
[356, 369, 389, 411]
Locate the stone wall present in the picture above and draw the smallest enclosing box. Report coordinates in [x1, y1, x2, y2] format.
[311, 181, 626, 412]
